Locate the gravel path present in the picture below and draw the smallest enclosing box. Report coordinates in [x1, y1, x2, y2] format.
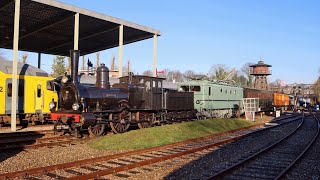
[0, 140, 130, 174]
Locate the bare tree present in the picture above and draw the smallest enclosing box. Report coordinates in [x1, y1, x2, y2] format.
[183, 70, 195, 80]
[96, 52, 100, 67]
[314, 79, 320, 104]
[171, 70, 183, 82]
[22, 52, 28, 63]
[209, 64, 229, 80]
[142, 70, 153, 76]
[231, 71, 247, 86]
[241, 63, 254, 87]
[269, 79, 282, 92]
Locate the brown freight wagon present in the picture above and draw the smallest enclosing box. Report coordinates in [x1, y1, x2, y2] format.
[243, 88, 274, 112]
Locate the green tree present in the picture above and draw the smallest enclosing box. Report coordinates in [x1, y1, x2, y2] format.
[51, 56, 66, 78]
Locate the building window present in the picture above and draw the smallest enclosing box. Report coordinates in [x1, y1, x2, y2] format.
[209, 87, 211, 96]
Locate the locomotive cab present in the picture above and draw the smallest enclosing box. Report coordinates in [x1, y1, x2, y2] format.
[116, 75, 165, 110]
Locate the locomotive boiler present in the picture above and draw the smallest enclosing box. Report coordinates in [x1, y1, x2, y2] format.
[51, 50, 130, 136]
[51, 50, 195, 137]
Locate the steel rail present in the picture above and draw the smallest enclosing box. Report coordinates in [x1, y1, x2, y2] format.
[0, 135, 75, 145]
[0, 136, 80, 153]
[66, 115, 305, 179]
[275, 111, 320, 179]
[208, 113, 318, 179]
[66, 136, 245, 180]
[0, 115, 302, 179]
[0, 123, 267, 179]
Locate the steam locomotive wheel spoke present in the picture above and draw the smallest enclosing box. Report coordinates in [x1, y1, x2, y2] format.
[88, 124, 106, 136]
[110, 110, 130, 134]
[137, 112, 152, 129]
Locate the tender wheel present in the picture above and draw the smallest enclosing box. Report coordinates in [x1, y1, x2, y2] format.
[88, 124, 106, 136]
[137, 112, 152, 129]
[110, 109, 130, 134]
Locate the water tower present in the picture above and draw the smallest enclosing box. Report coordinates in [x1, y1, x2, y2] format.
[250, 60, 272, 90]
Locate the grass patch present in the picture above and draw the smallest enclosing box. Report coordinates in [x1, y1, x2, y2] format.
[89, 118, 263, 150]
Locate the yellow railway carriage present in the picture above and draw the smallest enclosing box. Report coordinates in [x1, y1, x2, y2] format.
[0, 59, 58, 126]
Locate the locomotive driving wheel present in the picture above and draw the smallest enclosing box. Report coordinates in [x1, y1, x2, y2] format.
[137, 112, 153, 129]
[88, 124, 106, 136]
[110, 109, 131, 134]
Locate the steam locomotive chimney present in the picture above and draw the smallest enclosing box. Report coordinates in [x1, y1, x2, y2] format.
[96, 63, 110, 89]
[70, 50, 80, 84]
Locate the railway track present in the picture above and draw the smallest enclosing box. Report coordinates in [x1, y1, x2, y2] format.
[0, 135, 84, 153]
[207, 112, 319, 179]
[0, 114, 300, 154]
[0, 114, 304, 179]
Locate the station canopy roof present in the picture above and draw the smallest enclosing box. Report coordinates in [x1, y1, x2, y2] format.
[0, 0, 161, 56]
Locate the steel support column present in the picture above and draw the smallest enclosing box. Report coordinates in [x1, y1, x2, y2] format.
[37, 53, 41, 69]
[11, 0, 21, 132]
[119, 25, 123, 77]
[153, 34, 157, 77]
[74, 13, 79, 50]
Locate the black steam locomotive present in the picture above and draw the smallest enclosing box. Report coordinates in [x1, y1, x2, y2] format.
[51, 50, 195, 137]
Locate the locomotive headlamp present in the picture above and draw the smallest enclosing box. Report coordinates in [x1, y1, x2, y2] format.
[49, 101, 55, 109]
[61, 76, 69, 84]
[72, 103, 80, 111]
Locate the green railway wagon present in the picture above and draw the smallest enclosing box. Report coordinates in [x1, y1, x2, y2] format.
[179, 80, 243, 118]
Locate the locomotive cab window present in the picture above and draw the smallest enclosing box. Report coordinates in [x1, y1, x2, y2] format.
[191, 86, 201, 92]
[180, 85, 201, 92]
[146, 81, 151, 91]
[180, 86, 189, 92]
[37, 85, 41, 97]
[153, 81, 156, 88]
[158, 81, 162, 88]
[7, 83, 12, 97]
[46, 80, 55, 91]
[209, 87, 211, 96]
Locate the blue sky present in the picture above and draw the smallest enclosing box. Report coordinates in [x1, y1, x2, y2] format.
[1, 0, 319, 84]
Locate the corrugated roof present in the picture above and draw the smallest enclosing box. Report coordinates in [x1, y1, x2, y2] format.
[0, 0, 160, 56]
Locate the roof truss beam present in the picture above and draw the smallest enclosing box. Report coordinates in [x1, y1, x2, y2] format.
[0, 12, 74, 47]
[43, 26, 120, 54]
